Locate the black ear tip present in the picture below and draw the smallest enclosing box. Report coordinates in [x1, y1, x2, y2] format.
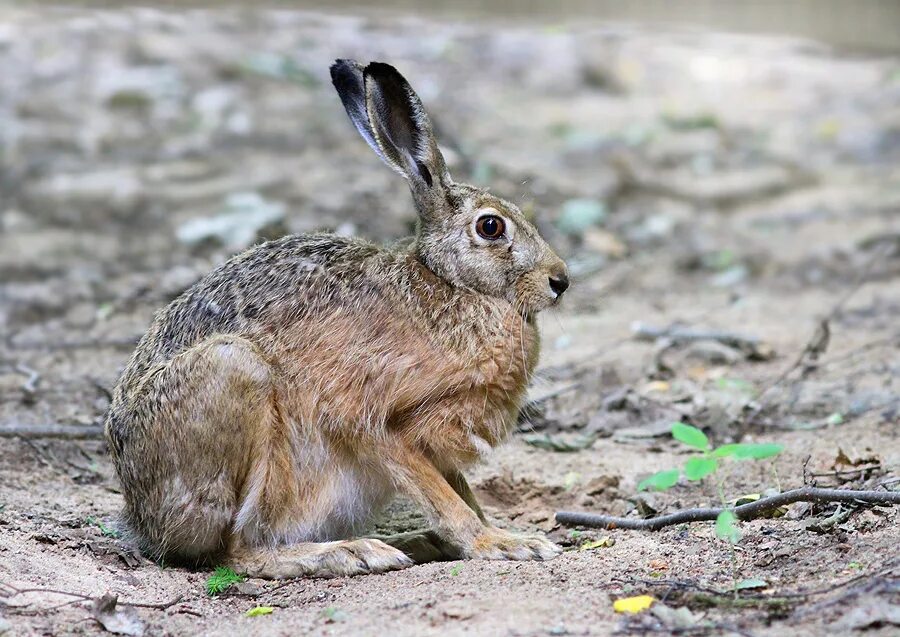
[330, 58, 360, 79]
[364, 61, 404, 82]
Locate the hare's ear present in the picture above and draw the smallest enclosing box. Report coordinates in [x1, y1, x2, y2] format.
[331, 60, 451, 215]
[362, 62, 451, 207]
[331, 59, 389, 164]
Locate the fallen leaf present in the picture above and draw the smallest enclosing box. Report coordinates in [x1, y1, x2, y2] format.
[521, 433, 597, 452]
[245, 606, 274, 617]
[833, 448, 881, 468]
[650, 603, 704, 629]
[92, 594, 145, 637]
[580, 537, 614, 551]
[736, 578, 768, 590]
[613, 595, 655, 614]
[835, 597, 900, 630]
[321, 607, 349, 623]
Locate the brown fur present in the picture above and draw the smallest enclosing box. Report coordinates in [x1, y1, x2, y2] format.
[105, 61, 568, 577]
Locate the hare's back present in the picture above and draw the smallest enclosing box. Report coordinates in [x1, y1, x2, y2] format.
[121, 234, 389, 390]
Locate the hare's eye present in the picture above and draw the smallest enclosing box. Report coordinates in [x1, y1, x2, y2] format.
[476, 215, 505, 240]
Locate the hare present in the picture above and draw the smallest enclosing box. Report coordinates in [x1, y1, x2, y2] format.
[105, 60, 569, 579]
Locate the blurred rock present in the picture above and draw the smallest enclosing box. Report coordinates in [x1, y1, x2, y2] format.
[583, 228, 627, 258]
[556, 198, 607, 234]
[22, 168, 145, 224]
[176, 191, 286, 250]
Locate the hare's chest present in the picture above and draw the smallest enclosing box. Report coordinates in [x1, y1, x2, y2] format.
[472, 313, 540, 391]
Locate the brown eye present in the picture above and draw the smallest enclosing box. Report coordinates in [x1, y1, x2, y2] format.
[476, 215, 505, 240]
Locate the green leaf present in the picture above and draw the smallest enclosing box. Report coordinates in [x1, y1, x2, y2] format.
[735, 443, 783, 459]
[637, 469, 680, 491]
[449, 565, 462, 577]
[715, 510, 741, 544]
[205, 566, 245, 596]
[735, 578, 768, 590]
[711, 443, 783, 460]
[827, 412, 844, 426]
[671, 422, 709, 451]
[711, 444, 741, 458]
[245, 606, 274, 617]
[683, 457, 718, 480]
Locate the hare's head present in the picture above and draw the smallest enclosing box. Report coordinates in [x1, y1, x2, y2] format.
[331, 60, 568, 315]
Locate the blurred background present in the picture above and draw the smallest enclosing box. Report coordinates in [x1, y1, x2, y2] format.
[1, 1, 897, 428]
[1, 3, 899, 635]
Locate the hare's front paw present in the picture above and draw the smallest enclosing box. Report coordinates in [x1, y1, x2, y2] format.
[465, 528, 562, 561]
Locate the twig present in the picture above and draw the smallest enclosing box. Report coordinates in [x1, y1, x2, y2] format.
[0, 583, 181, 610]
[630, 322, 773, 359]
[15, 364, 41, 401]
[810, 465, 881, 480]
[555, 487, 900, 530]
[744, 244, 891, 426]
[0, 423, 105, 439]
[7, 336, 141, 351]
[525, 381, 582, 406]
[613, 557, 898, 603]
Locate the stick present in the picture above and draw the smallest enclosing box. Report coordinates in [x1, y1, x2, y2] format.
[15, 364, 41, 399]
[555, 487, 900, 530]
[0, 583, 182, 610]
[0, 424, 105, 439]
[630, 322, 773, 359]
[744, 243, 891, 425]
[6, 337, 140, 351]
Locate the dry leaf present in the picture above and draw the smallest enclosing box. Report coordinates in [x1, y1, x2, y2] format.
[580, 537, 614, 551]
[92, 594, 145, 637]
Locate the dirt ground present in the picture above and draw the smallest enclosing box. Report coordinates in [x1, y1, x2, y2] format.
[1, 6, 899, 636]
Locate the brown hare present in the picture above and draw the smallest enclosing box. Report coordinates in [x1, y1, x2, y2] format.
[105, 60, 569, 579]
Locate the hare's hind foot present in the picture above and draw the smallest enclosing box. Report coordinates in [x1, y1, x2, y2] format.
[228, 538, 413, 579]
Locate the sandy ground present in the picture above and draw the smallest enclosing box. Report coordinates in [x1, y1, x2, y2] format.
[1, 6, 898, 636]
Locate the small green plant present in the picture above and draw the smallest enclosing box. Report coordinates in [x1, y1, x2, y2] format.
[206, 566, 245, 596]
[321, 607, 349, 622]
[85, 516, 121, 539]
[638, 422, 782, 492]
[449, 564, 463, 577]
[637, 422, 783, 595]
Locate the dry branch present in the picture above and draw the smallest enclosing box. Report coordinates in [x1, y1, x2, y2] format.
[556, 487, 900, 531]
[630, 322, 773, 358]
[0, 423, 104, 439]
[744, 243, 892, 426]
[0, 583, 181, 610]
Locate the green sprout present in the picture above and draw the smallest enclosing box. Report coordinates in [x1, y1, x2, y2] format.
[85, 516, 121, 539]
[206, 566, 245, 596]
[636, 422, 783, 594]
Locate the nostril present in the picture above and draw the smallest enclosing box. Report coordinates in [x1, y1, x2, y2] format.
[549, 273, 569, 296]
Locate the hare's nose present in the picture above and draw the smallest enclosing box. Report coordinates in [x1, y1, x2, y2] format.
[549, 272, 569, 297]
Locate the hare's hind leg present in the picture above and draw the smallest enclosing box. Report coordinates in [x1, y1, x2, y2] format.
[110, 334, 412, 577]
[109, 335, 279, 562]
